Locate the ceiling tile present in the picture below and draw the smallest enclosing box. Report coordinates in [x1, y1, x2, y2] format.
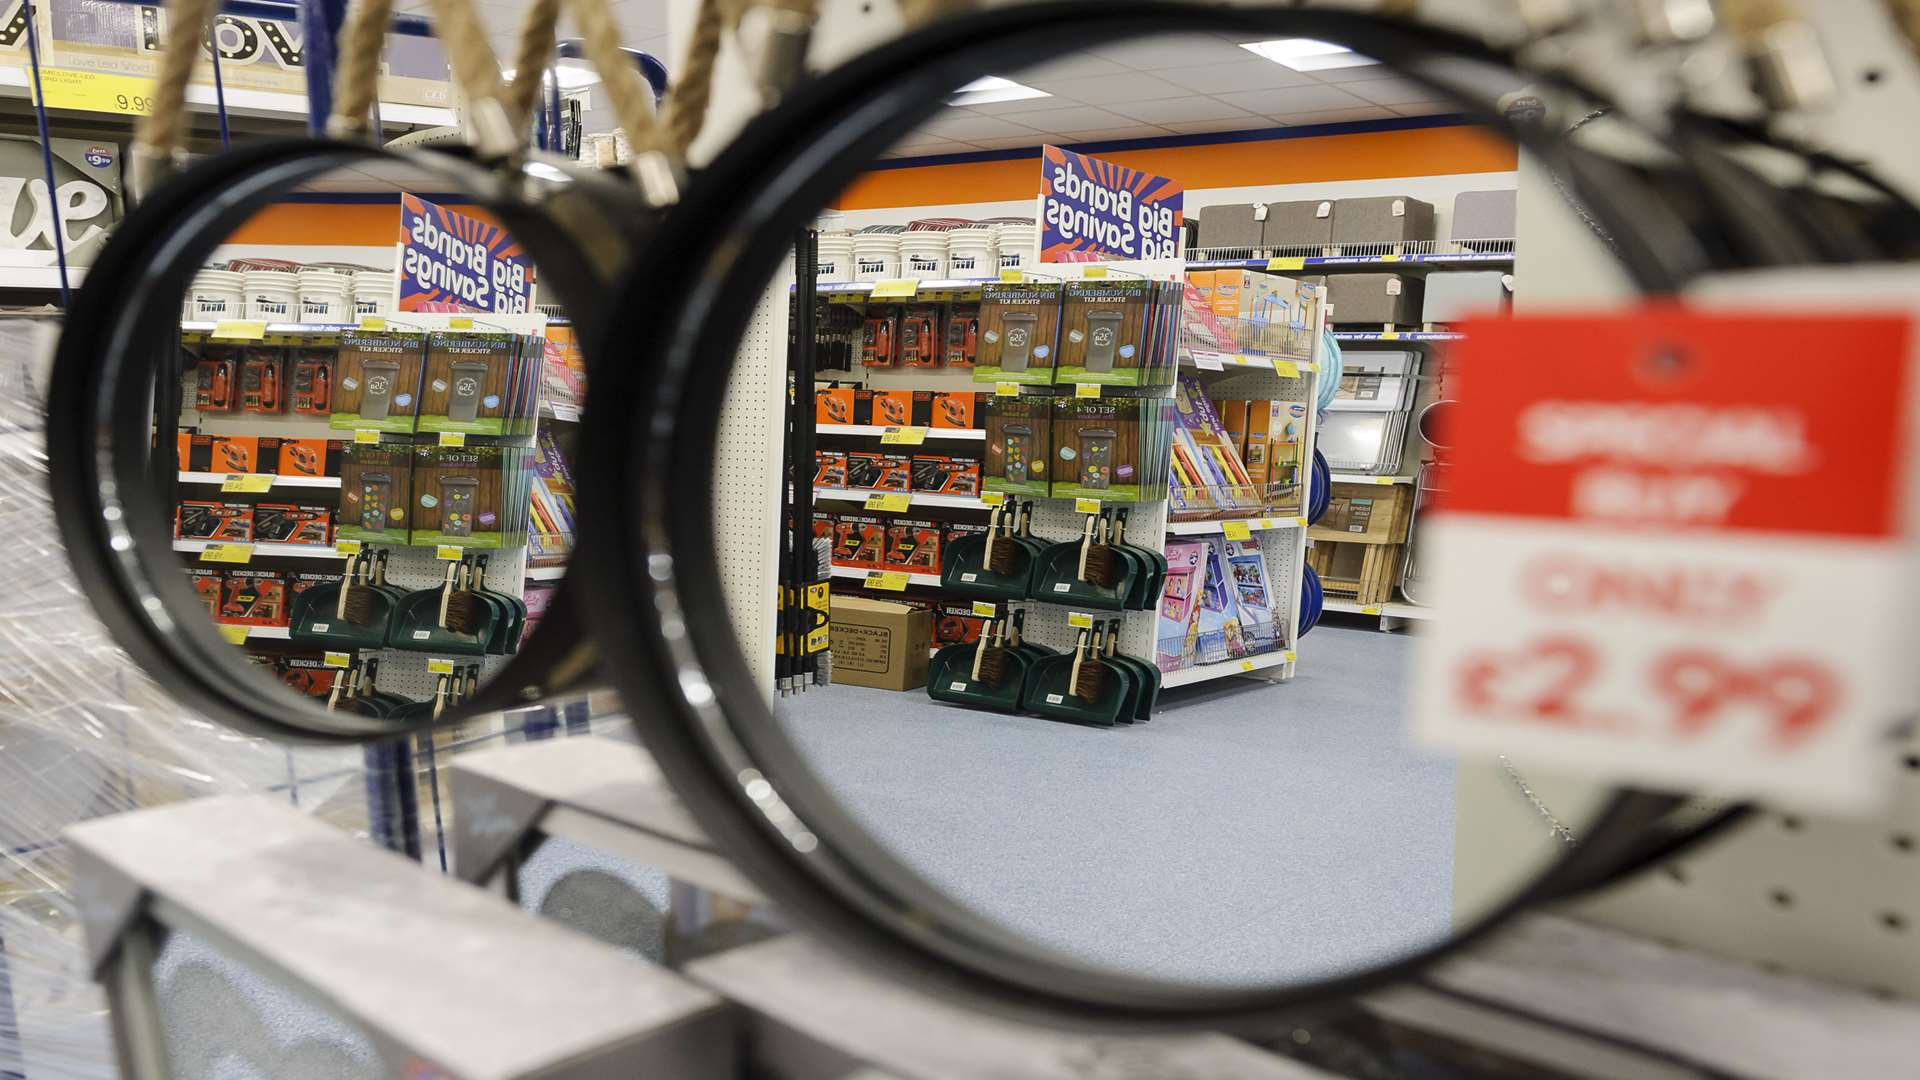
[1106, 96, 1259, 124]
[1158, 117, 1276, 135]
[1086, 37, 1251, 71]
[1391, 102, 1469, 117]
[1023, 72, 1191, 105]
[1060, 126, 1175, 144]
[1340, 78, 1442, 105]
[1268, 106, 1402, 126]
[612, 0, 671, 36]
[1008, 104, 1139, 134]
[967, 136, 1049, 150]
[1217, 85, 1369, 117]
[963, 93, 1074, 116]
[1306, 60, 1399, 84]
[879, 142, 977, 159]
[918, 113, 1045, 141]
[1157, 60, 1317, 94]
[1014, 54, 1132, 80]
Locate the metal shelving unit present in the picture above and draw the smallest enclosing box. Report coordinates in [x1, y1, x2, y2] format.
[178, 471, 341, 489]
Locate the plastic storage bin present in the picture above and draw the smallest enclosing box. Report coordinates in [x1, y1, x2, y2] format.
[1325, 273, 1424, 324]
[1421, 271, 1509, 323]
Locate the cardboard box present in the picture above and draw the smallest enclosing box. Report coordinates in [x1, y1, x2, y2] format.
[815, 450, 847, 489]
[982, 396, 1053, 497]
[208, 435, 258, 474]
[175, 501, 253, 542]
[972, 282, 1061, 385]
[930, 391, 978, 430]
[1309, 482, 1414, 544]
[1050, 397, 1169, 502]
[418, 333, 527, 436]
[910, 455, 980, 496]
[884, 518, 942, 574]
[411, 444, 528, 549]
[276, 438, 336, 479]
[185, 568, 223, 619]
[253, 504, 333, 546]
[847, 451, 911, 493]
[816, 386, 857, 426]
[871, 389, 920, 429]
[830, 596, 931, 690]
[330, 331, 427, 433]
[1216, 399, 1248, 458]
[933, 603, 986, 645]
[338, 444, 413, 543]
[1057, 279, 1155, 386]
[219, 570, 288, 627]
[832, 514, 887, 570]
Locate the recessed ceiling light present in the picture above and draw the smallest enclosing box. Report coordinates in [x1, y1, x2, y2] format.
[949, 76, 1050, 107]
[1240, 39, 1383, 73]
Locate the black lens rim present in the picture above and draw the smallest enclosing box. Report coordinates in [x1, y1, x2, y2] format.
[46, 139, 626, 742]
[579, 1, 1734, 1027]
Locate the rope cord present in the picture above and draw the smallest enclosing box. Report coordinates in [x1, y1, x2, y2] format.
[503, 0, 566, 138]
[656, 0, 723, 156]
[133, 0, 223, 179]
[566, 0, 660, 152]
[425, 0, 515, 149]
[328, 0, 398, 137]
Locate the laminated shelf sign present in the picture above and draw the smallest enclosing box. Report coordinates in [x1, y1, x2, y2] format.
[396, 194, 538, 314]
[1411, 308, 1920, 814]
[1039, 145, 1184, 262]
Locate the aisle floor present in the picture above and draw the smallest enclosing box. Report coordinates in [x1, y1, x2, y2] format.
[776, 626, 1456, 987]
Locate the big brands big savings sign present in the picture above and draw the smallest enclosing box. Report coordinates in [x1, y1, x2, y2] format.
[395, 194, 537, 314]
[1040, 145, 1184, 262]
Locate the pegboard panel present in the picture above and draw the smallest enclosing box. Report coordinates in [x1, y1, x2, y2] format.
[712, 273, 793, 690]
[348, 543, 518, 702]
[1011, 497, 1169, 661]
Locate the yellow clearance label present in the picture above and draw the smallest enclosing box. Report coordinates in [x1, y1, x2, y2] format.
[199, 543, 253, 564]
[221, 473, 274, 493]
[1222, 521, 1253, 541]
[353, 429, 381, 444]
[971, 601, 998, 617]
[358, 316, 387, 331]
[869, 278, 919, 299]
[436, 545, 464, 561]
[438, 432, 466, 447]
[323, 651, 353, 668]
[864, 492, 911, 512]
[980, 491, 1007, 506]
[998, 269, 1024, 283]
[30, 68, 156, 116]
[427, 658, 456, 675]
[865, 571, 909, 591]
[449, 317, 474, 329]
[334, 540, 363, 557]
[1074, 383, 1101, 399]
[1067, 612, 1094, 629]
[994, 382, 1021, 397]
[1080, 266, 1109, 279]
[216, 624, 250, 645]
[879, 426, 928, 445]
[211, 320, 267, 341]
[1266, 257, 1307, 271]
[1272, 359, 1300, 379]
[1074, 498, 1101, 514]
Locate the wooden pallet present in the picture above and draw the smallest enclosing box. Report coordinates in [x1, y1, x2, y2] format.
[1309, 541, 1403, 606]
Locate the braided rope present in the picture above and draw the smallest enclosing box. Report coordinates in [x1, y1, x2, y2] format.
[502, 0, 565, 136]
[425, 0, 513, 145]
[565, 0, 659, 149]
[656, 0, 723, 156]
[328, 0, 398, 137]
[134, 0, 223, 164]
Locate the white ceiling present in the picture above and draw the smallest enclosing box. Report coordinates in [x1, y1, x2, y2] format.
[392, 0, 673, 69]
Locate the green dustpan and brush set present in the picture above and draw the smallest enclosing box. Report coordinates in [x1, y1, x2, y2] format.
[1110, 509, 1167, 610]
[1021, 628, 1133, 727]
[941, 504, 1037, 601]
[291, 550, 394, 649]
[928, 613, 1031, 712]
[387, 557, 501, 655]
[1096, 619, 1158, 722]
[1031, 512, 1138, 611]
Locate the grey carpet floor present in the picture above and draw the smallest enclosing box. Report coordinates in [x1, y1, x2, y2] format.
[776, 626, 1457, 989]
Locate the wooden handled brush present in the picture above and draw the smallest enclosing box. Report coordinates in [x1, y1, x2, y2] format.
[435, 558, 460, 629]
[430, 674, 450, 720]
[971, 616, 1012, 688]
[985, 502, 1021, 576]
[340, 551, 379, 626]
[1081, 511, 1119, 587]
[981, 504, 1004, 576]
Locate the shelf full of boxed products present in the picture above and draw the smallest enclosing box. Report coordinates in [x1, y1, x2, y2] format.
[1189, 188, 1516, 618]
[170, 310, 575, 706]
[801, 240, 1322, 702]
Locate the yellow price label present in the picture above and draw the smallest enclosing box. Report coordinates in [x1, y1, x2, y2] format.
[869, 278, 919, 299]
[1380, 330, 1400, 341]
[980, 491, 1007, 507]
[449, 317, 474, 329]
[1380, 254, 1402, 262]
[1363, 606, 1382, 615]
[1239, 659, 1256, 672]
[436, 545, 464, 561]
[1080, 266, 1109, 279]
[220, 473, 275, 493]
[879, 426, 928, 446]
[359, 316, 387, 331]
[994, 382, 1021, 397]
[865, 570, 910, 592]
[334, 540, 363, 557]
[864, 492, 911, 512]
[216, 624, 250, 645]
[1295, 516, 1309, 527]
[323, 652, 353, 668]
[998, 269, 1024, 283]
[1284, 650, 1297, 663]
[1372, 476, 1394, 485]
[353, 429, 381, 445]
[426, 658, 457, 675]
[806, 626, 831, 653]
[438, 432, 467, 447]
[1074, 498, 1101, 514]
[1067, 612, 1095, 629]
[1266, 257, 1308, 271]
[1222, 521, 1253, 541]
[211, 320, 268, 341]
[1074, 383, 1101, 399]
[199, 543, 254, 564]
[971, 601, 998, 617]
[1272, 360, 1300, 379]
[29, 68, 157, 116]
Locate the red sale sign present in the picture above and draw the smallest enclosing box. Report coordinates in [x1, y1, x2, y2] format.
[1412, 306, 1919, 813]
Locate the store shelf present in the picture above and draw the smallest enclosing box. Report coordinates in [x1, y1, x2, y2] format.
[1159, 647, 1295, 689]
[1188, 244, 1513, 273]
[218, 625, 291, 641]
[1332, 331, 1463, 343]
[181, 321, 357, 336]
[1329, 473, 1414, 485]
[815, 424, 985, 441]
[172, 540, 344, 559]
[524, 565, 568, 581]
[815, 489, 989, 510]
[829, 566, 942, 588]
[1324, 599, 1435, 621]
[0, 265, 88, 290]
[1182, 349, 1315, 373]
[542, 402, 584, 423]
[808, 278, 995, 295]
[1163, 515, 1305, 536]
[178, 472, 340, 489]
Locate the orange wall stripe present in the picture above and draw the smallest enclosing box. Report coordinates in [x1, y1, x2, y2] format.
[227, 201, 503, 246]
[834, 126, 1517, 211]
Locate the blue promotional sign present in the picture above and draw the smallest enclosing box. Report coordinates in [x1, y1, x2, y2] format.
[1040, 145, 1185, 262]
[396, 193, 538, 313]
